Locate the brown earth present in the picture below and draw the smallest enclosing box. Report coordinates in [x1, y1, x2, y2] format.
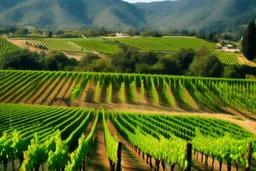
[85, 121, 109, 171]
[7, 38, 109, 60]
[107, 120, 153, 171]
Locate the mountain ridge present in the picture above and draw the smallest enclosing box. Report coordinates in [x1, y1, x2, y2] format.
[0, 0, 255, 32]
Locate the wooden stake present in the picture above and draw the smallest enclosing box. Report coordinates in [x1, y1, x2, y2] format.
[246, 142, 252, 171]
[116, 142, 122, 171]
[185, 142, 192, 171]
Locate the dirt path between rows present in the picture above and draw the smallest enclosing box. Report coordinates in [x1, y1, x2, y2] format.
[107, 120, 255, 171]
[107, 120, 152, 171]
[85, 121, 109, 171]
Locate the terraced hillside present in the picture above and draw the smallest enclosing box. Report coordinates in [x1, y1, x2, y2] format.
[0, 37, 19, 53]
[0, 70, 255, 119]
[0, 104, 255, 171]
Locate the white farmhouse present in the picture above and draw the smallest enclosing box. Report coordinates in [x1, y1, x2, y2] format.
[222, 47, 239, 53]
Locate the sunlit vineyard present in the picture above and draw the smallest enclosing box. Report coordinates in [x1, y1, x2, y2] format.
[215, 52, 239, 65]
[24, 37, 214, 54]
[0, 104, 255, 171]
[28, 39, 90, 52]
[0, 70, 256, 116]
[112, 37, 215, 51]
[0, 38, 19, 53]
[72, 38, 120, 54]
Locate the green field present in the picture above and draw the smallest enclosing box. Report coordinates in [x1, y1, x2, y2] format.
[0, 38, 19, 54]
[215, 52, 240, 65]
[24, 37, 214, 55]
[1, 104, 255, 171]
[112, 37, 215, 51]
[72, 38, 120, 54]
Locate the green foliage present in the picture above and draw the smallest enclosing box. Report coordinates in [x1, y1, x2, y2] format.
[0, 38, 19, 54]
[113, 37, 214, 51]
[120, 82, 125, 103]
[189, 49, 224, 77]
[102, 111, 119, 163]
[94, 80, 101, 102]
[28, 39, 87, 52]
[47, 132, 69, 171]
[214, 52, 239, 65]
[107, 83, 112, 103]
[242, 20, 256, 60]
[0, 50, 41, 70]
[21, 133, 55, 170]
[193, 131, 255, 167]
[79, 53, 100, 67]
[129, 81, 137, 103]
[71, 84, 82, 101]
[73, 38, 120, 54]
[65, 112, 98, 171]
[15, 28, 28, 36]
[44, 51, 73, 71]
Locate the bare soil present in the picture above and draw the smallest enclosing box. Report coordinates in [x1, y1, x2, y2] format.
[107, 120, 153, 171]
[52, 76, 73, 106]
[43, 76, 66, 105]
[34, 76, 60, 104]
[7, 38, 110, 61]
[26, 77, 52, 104]
[85, 122, 109, 171]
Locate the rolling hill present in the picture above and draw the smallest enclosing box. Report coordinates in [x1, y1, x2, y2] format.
[0, 0, 255, 32]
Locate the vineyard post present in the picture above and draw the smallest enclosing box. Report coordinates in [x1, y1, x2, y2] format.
[185, 142, 192, 171]
[116, 142, 122, 171]
[246, 142, 252, 171]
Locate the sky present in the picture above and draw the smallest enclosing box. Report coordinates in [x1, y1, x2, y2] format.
[123, 0, 167, 3]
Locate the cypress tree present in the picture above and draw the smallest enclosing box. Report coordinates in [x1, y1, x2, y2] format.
[242, 20, 256, 60]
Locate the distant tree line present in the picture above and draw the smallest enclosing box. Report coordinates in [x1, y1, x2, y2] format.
[0, 25, 240, 42]
[0, 50, 78, 71]
[1, 46, 254, 79]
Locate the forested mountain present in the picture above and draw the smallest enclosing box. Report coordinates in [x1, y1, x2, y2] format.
[136, 0, 256, 32]
[0, 0, 255, 32]
[0, 0, 145, 30]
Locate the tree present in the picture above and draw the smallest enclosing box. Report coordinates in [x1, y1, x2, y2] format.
[171, 48, 196, 71]
[79, 53, 100, 67]
[15, 28, 28, 36]
[222, 66, 242, 78]
[47, 31, 53, 38]
[188, 49, 224, 77]
[43, 51, 71, 70]
[0, 50, 41, 70]
[242, 20, 256, 60]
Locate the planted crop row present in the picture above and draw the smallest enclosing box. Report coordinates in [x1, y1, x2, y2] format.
[0, 70, 256, 115]
[0, 38, 19, 53]
[215, 52, 239, 65]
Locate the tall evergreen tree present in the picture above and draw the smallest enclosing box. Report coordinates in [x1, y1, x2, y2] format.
[242, 20, 256, 60]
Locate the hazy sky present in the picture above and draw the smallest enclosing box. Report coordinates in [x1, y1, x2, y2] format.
[123, 0, 167, 3]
